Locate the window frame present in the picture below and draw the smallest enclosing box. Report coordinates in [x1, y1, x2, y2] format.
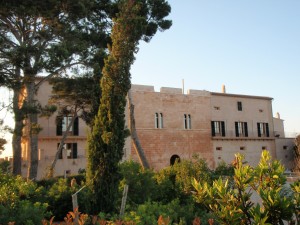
[237, 101, 243, 111]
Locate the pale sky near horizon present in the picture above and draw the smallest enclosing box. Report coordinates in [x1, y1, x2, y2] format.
[131, 0, 300, 135]
[1, 0, 300, 157]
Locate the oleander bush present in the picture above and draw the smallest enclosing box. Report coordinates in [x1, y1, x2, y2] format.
[192, 150, 300, 225]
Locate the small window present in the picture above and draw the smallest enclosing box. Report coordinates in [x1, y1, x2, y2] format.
[216, 147, 222, 151]
[160, 113, 163, 128]
[237, 101, 242, 111]
[218, 156, 222, 160]
[262, 146, 267, 150]
[214, 106, 220, 110]
[283, 145, 288, 150]
[259, 109, 263, 113]
[155, 112, 163, 129]
[184, 114, 191, 129]
[240, 146, 246, 150]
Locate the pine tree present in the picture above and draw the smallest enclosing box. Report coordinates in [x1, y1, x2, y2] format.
[0, 0, 109, 178]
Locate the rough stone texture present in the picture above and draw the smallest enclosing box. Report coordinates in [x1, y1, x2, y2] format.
[128, 86, 214, 169]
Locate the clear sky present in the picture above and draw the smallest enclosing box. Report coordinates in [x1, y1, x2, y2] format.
[1, 0, 300, 157]
[131, 0, 300, 135]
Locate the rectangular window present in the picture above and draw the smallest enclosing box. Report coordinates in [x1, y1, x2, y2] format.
[237, 101, 242, 111]
[216, 147, 222, 151]
[240, 146, 246, 150]
[283, 145, 288, 150]
[262, 146, 267, 150]
[235, 121, 248, 137]
[56, 116, 79, 136]
[257, 122, 269, 137]
[184, 114, 191, 129]
[57, 143, 78, 159]
[211, 121, 226, 137]
[160, 113, 163, 128]
[155, 113, 163, 128]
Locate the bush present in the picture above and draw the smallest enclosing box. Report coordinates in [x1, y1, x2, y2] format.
[0, 171, 48, 225]
[119, 160, 158, 208]
[154, 156, 212, 203]
[192, 150, 300, 225]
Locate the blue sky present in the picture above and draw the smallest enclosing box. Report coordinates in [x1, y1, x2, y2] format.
[1, 1, 299, 157]
[131, 0, 300, 135]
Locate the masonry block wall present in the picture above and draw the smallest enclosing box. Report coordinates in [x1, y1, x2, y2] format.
[128, 85, 214, 170]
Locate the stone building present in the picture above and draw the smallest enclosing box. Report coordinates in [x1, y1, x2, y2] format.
[20, 81, 295, 179]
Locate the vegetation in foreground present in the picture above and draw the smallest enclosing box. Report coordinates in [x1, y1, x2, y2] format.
[0, 151, 299, 225]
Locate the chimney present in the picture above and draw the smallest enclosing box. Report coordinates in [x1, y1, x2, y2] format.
[276, 112, 280, 119]
[221, 84, 226, 93]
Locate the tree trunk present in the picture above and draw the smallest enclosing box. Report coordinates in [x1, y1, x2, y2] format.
[12, 86, 23, 175]
[127, 91, 150, 169]
[26, 82, 39, 180]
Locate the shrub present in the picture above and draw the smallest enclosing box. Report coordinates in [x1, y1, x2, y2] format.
[0, 171, 48, 225]
[192, 150, 300, 225]
[119, 160, 157, 207]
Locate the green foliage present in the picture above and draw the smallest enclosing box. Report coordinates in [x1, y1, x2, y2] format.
[124, 199, 207, 225]
[87, 0, 171, 215]
[192, 150, 299, 225]
[155, 157, 212, 203]
[0, 171, 48, 225]
[119, 160, 157, 206]
[43, 177, 92, 221]
[0, 160, 10, 172]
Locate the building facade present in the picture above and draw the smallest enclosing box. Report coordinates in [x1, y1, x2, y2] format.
[20, 82, 295, 179]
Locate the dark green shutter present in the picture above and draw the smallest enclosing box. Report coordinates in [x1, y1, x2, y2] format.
[257, 123, 261, 137]
[244, 123, 248, 137]
[73, 117, 79, 136]
[72, 143, 78, 159]
[266, 123, 269, 137]
[56, 117, 63, 136]
[221, 121, 226, 137]
[235, 122, 239, 137]
[211, 121, 215, 136]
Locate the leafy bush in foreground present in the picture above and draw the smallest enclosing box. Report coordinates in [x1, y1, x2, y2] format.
[0, 170, 48, 225]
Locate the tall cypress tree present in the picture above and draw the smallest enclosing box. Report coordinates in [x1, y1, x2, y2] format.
[87, 0, 171, 214]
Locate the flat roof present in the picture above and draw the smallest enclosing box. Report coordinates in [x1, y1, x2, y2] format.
[211, 92, 273, 100]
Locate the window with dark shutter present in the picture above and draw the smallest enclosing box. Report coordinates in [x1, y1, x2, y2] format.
[56, 117, 63, 136]
[237, 101, 242, 111]
[73, 117, 79, 136]
[211, 121, 216, 136]
[235, 122, 239, 137]
[257, 123, 261, 137]
[244, 123, 248, 137]
[266, 123, 269, 137]
[221, 121, 226, 137]
[72, 143, 78, 159]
